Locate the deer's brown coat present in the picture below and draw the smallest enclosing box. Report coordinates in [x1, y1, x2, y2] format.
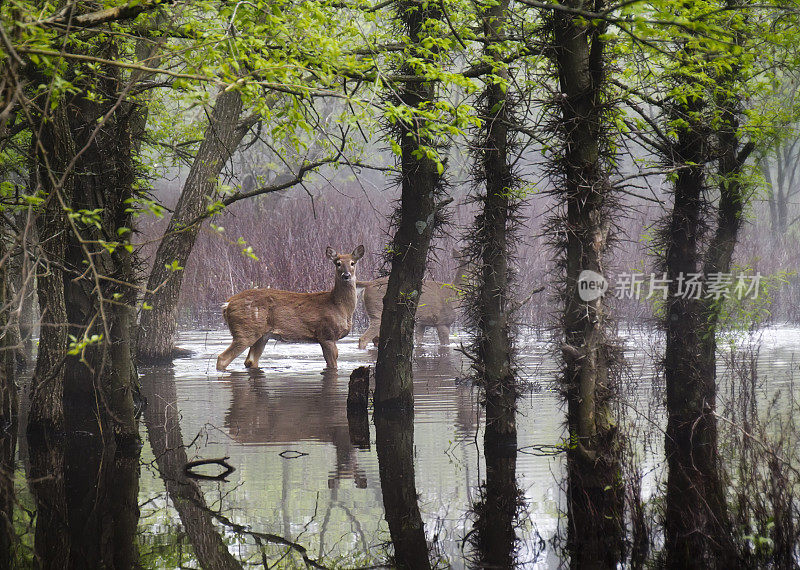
[217, 246, 364, 371]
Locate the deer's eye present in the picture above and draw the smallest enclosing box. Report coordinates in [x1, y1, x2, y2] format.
[336, 261, 341, 267]
[350, 261, 355, 266]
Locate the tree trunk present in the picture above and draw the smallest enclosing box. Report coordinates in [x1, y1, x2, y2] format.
[470, 442, 519, 567]
[51, 49, 141, 445]
[374, 410, 431, 569]
[25, 34, 141, 443]
[549, 3, 624, 566]
[663, 56, 748, 570]
[28, 105, 73, 435]
[137, 88, 246, 362]
[26, 435, 70, 569]
[466, 0, 519, 449]
[662, 114, 719, 568]
[373, 0, 446, 410]
[0, 233, 18, 567]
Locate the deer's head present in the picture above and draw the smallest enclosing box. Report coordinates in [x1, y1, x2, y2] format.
[326, 245, 365, 284]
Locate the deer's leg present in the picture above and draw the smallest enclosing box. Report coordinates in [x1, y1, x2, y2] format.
[359, 319, 381, 350]
[217, 337, 252, 371]
[320, 340, 339, 370]
[414, 324, 426, 345]
[436, 325, 450, 346]
[244, 335, 269, 368]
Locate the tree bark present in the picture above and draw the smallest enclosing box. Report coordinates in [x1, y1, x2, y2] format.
[373, 0, 446, 411]
[26, 434, 70, 569]
[137, 88, 246, 362]
[549, 2, 624, 566]
[663, 51, 747, 570]
[24, 31, 141, 443]
[472, 0, 518, 448]
[0, 233, 18, 567]
[28, 105, 73, 435]
[662, 109, 720, 568]
[470, 442, 519, 568]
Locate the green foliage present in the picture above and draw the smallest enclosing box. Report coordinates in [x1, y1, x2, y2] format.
[67, 333, 104, 356]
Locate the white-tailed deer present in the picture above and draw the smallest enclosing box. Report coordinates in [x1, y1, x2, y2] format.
[357, 276, 461, 349]
[216, 245, 364, 371]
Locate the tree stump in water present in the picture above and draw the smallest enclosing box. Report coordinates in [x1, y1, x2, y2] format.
[347, 366, 370, 413]
[347, 366, 371, 448]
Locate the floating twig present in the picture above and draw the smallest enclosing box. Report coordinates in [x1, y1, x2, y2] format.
[183, 457, 236, 480]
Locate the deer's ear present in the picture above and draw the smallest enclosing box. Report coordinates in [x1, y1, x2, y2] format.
[352, 245, 365, 261]
[326, 247, 338, 261]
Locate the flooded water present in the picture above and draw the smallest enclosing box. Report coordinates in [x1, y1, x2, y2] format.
[137, 330, 564, 568]
[10, 326, 800, 568]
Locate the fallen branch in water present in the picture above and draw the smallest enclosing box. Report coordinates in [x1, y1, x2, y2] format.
[183, 457, 236, 480]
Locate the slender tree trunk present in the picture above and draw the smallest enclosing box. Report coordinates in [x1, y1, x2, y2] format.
[373, 0, 446, 410]
[662, 108, 718, 568]
[470, 0, 518, 448]
[374, 410, 431, 569]
[467, 0, 523, 552]
[549, 2, 623, 566]
[470, 442, 519, 568]
[138, 88, 247, 362]
[0, 234, 18, 567]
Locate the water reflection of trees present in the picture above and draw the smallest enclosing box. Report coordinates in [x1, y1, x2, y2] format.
[24, 427, 140, 568]
[140, 365, 242, 570]
[469, 443, 522, 568]
[374, 409, 432, 569]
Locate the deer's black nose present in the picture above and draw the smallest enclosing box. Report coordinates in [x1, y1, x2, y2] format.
[342, 272, 351, 280]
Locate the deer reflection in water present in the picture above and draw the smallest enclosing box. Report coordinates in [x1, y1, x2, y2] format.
[223, 369, 367, 488]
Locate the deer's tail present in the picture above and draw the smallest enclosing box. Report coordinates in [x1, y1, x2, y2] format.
[221, 301, 230, 327]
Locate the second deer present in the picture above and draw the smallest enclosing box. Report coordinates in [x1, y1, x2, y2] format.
[357, 275, 462, 349]
[217, 245, 364, 371]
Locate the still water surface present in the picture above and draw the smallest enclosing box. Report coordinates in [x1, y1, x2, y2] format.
[138, 329, 564, 568]
[15, 326, 800, 568]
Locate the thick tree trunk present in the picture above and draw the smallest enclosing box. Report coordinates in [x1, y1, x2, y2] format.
[25, 432, 140, 569]
[28, 106, 73, 435]
[138, 88, 246, 362]
[663, 75, 746, 570]
[550, 3, 623, 566]
[63, 437, 140, 569]
[373, 1, 445, 410]
[25, 35, 141, 443]
[374, 410, 431, 569]
[26, 435, 70, 568]
[48, 51, 140, 444]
